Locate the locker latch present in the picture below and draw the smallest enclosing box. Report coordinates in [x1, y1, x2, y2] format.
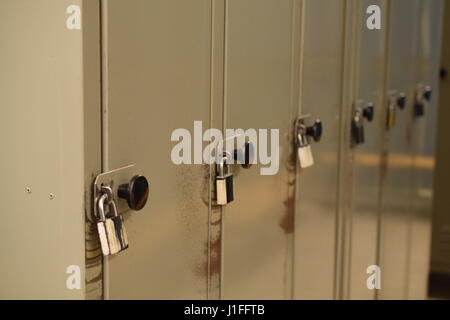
[92, 165, 149, 256]
[386, 91, 406, 130]
[414, 84, 432, 118]
[93, 165, 149, 219]
[214, 142, 254, 206]
[295, 115, 323, 168]
[351, 100, 374, 147]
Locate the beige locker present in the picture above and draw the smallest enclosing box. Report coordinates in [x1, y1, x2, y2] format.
[0, 0, 101, 299]
[221, 0, 299, 299]
[294, 0, 345, 300]
[408, 0, 444, 299]
[100, 0, 213, 299]
[338, 0, 388, 300]
[378, 0, 424, 300]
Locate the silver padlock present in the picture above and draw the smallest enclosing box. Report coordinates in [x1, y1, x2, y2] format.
[295, 117, 322, 168]
[386, 92, 403, 130]
[297, 124, 314, 169]
[96, 192, 126, 256]
[351, 109, 365, 145]
[216, 156, 233, 206]
[97, 194, 114, 256]
[414, 84, 432, 117]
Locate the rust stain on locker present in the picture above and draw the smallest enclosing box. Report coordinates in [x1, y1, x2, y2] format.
[280, 130, 297, 235]
[280, 195, 295, 234]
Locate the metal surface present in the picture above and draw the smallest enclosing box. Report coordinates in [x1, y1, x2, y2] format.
[341, 0, 388, 300]
[92, 165, 138, 220]
[222, 0, 299, 299]
[0, 0, 88, 299]
[408, 0, 444, 300]
[102, 0, 212, 299]
[378, 0, 421, 300]
[294, 0, 345, 300]
[81, 0, 103, 300]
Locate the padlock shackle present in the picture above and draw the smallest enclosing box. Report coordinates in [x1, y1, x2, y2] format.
[216, 152, 231, 178]
[109, 199, 120, 218]
[97, 193, 108, 221]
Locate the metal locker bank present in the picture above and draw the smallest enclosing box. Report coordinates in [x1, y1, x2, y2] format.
[0, 0, 447, 300]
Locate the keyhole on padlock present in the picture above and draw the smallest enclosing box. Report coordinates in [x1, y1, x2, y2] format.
[118, 175, 149, 211]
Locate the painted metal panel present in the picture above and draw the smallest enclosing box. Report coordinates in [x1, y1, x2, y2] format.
[102, 0, 213, 299]
[342, 0, 388, 300]
[408, 0, 444, 300]
[0, 0, 87, 299]
[378, 0, 421, 300]
[294, 0, 345, 300]
[222, 0, 299, 299]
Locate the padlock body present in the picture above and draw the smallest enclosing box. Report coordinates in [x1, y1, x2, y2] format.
[97, 221, 111, 256]
[105, 219, 121, 255]
[298, 144, 314, 168]
[225, 174, 234, 203]
[112, 215, 129, 251]
[415, 102, 425, 117]
[352, 121, 365, 145]
[216, 178, 227, 205]
[386, 107, 396, 129]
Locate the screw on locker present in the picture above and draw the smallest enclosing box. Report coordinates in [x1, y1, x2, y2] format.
[216, 154, 233, 206]
[295, 116, 323, 168]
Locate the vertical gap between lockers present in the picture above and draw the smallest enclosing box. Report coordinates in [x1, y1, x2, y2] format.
[289, 0, 304, 300]
[99, 0, 109, 300]
[219, 0, 229, 300]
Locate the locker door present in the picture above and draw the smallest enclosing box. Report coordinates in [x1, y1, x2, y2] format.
[294, 0, 345, 299]
[222, 0, 300, 299]
[341, 0, 388, 300]
[408, 0, 444, 299]
[102, 0, 213, 299]
[378, 0, 421, 300]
